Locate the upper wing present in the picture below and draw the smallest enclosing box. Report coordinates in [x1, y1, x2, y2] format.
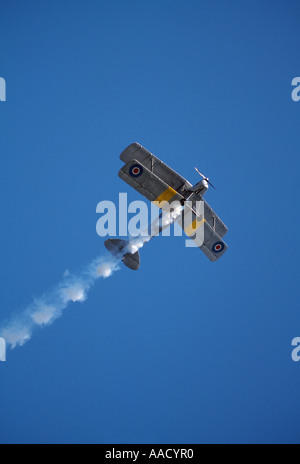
[120, 143, 192, 195]
[119, 158, 184, 206]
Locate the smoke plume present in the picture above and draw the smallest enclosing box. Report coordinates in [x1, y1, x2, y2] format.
[0, 255, 120, 349]
[0, 207, 182, 350]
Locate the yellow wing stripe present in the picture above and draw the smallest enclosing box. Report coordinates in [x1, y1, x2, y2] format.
[184, 218, 206, 237]
[154, 187, 178, 204]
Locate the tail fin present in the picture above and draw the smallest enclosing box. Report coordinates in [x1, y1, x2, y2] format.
[104, 239, 140, 271]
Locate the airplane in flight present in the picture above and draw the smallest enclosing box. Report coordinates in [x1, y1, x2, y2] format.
[105, 143, 228, 270]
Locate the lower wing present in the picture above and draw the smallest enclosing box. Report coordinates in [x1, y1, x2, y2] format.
[177, 205, 228, 262]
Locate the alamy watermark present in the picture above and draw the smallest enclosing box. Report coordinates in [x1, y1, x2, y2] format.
[96, 193, 205, 247]
[0, 77, 6, 101]
[0, 337, 6, 362]
[291, 337, 300, 362]
[291, 77, 300, 102]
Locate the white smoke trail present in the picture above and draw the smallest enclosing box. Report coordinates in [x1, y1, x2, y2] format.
[0, 254, 121, 349]
[126, 203, 183, 255]
[0, 206, 184, 350]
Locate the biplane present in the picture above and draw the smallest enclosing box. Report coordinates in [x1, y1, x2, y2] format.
[105, 143, 228, 270]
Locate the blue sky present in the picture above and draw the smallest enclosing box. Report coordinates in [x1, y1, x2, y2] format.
[0, 0, 299, 444]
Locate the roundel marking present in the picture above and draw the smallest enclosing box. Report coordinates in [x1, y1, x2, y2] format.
[212, 242, 224, 253]
[129, 164, 143, 178]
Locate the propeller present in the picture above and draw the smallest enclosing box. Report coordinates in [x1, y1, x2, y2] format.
[195, 167, 216, 190]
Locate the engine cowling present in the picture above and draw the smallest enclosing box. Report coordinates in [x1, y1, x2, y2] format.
[189, 179, 209, 197]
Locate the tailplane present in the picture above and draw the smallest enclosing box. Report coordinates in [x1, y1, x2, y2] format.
[104, 239, 140, 271]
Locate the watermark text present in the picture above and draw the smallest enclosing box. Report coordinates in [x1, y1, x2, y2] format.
[291, 337, 300, 362]
[291, 77, 300, 102]
[96, 193, 205, 247]
[0, 337, 6, 362]
[0, 77, 6, 101]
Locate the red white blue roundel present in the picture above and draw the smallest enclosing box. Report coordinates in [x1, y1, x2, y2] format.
[129, 164, 143, 178]
[212, 242, 224, 253]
